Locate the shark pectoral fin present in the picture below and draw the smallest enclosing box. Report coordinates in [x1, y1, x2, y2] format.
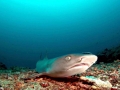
[24, 73, 44, 80]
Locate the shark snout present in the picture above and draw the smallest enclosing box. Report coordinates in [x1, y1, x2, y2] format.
[78, 54, 97, 67]
[85, 55, 98, 65]
[89, 55, 98, 63]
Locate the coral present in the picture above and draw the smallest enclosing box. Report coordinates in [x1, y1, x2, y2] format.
[0, 62, 7, 70]
[97, 45, 120, 63]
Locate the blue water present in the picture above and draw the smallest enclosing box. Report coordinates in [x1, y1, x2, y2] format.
[0, 0, 120, 68]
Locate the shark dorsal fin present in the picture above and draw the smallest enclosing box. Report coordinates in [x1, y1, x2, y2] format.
[39, 52, 47, 60]
[40, 52, 42, 60]
[42, 50, 48, 60]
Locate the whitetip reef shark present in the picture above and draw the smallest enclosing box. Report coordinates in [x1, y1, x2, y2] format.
[26, 52, 97, 79]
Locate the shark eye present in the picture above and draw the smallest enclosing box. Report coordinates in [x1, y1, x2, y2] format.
[65, 56, 71, 61]
[78, 57, 84, 62]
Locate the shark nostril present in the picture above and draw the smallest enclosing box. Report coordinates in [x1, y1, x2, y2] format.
[78, 57, 84, 62]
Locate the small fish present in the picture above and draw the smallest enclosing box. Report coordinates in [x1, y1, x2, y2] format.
[27, 52, 97, 78]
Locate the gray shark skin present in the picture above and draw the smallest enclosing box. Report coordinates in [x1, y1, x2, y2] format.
[28, 52, 97, 78]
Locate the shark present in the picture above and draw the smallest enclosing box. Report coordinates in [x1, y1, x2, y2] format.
[26, 52, 97, 78]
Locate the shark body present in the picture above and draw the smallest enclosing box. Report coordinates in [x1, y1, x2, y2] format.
[28, 52, 97, 78]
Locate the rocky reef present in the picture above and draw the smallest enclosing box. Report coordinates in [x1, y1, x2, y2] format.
[97, 45, 120, 63]
[0, 60, 120, 90]
[0, 62, 7, 70]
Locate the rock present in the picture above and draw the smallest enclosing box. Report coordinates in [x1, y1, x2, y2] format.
[97, 45, 120, 63]
[0, 62, 7, 70]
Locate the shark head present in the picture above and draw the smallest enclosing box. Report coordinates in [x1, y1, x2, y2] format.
[48, 52, 97, 77]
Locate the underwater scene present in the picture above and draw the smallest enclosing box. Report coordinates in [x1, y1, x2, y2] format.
[0, 0, 120, 90]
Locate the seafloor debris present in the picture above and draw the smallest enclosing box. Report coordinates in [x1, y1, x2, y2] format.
[97, 45, 120, 63]
[0, 60, 120, 90]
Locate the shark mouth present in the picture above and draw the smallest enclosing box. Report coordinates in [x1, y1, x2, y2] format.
[69, 63, 89, 69]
